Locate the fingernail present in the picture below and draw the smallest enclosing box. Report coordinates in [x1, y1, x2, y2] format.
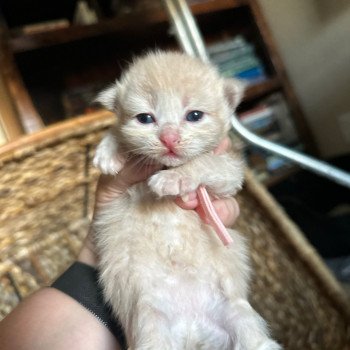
[181, 191, 197, 202]
[181, 194, 190, 202]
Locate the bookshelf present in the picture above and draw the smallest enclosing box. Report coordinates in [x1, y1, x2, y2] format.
[9, 0, 247, 53]
[0, 0, 316, 186]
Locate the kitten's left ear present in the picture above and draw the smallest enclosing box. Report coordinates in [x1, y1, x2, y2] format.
[223, 78, 246, 109]
[95, 83, 120, 111]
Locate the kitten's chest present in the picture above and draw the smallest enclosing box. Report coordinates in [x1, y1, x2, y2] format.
[121, 183, 220, 265]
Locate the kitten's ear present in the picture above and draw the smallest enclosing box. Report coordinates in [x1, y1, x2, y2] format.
[223, 78, 246, 109]
[95, 83, 120, 111]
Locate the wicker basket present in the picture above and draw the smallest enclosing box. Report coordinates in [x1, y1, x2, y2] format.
[0, 111, 349, 349]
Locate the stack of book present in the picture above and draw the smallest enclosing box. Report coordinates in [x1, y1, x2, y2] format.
[231, 93, 301, 181]
[208, 35, 267, 85]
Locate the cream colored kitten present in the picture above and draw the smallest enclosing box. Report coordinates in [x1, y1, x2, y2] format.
[93, 51, 281, 350]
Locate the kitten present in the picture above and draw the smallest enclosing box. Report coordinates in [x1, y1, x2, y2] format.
[93, 51, 281, 350]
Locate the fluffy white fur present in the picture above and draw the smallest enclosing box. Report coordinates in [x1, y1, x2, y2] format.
[93, 51, 281, 350]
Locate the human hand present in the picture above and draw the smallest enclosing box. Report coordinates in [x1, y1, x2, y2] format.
[78, 157, 161, 266]
[93, 159, 161, 213]
[175, 137, 240, 227]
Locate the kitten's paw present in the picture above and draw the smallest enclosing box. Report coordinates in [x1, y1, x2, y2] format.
[93, 135, 124, 175]
[93, 150, 124, 175]
[148, 171, 197, 197]
[256, 339, 282, 350]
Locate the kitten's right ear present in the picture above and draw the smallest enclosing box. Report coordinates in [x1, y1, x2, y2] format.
[223, 78, 247, 110]
[95, 83, 120, 111]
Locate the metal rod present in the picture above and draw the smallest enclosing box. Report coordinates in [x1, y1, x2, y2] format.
[173, 0, 210, 62]
[231, 115, 350, 188]
[162, 0, 350, 189]
[163, 0, 197, 57]
[163, 0, 197, 53]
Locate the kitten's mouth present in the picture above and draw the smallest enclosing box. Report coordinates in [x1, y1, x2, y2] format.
[164, 150, 179, 158]
[160, 150, 185, 167]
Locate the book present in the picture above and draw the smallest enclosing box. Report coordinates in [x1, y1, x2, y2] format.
[208, 35, 267, 84]
[236, 93, 302, 177]
[73, 0, 98, 25]
[234, 67, 267, 84]
[238, 94, 298, 144]
[218, 56, 262, 74]
[20, 19, 70, 35]
[239, 105, 272, 122]
[207, 36, 247, 55]
[210, 45, 255, 65]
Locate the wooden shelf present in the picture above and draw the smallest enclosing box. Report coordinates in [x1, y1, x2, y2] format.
[244, 78, 281, 102]
[0, 25, 44, 134]
[185, 0, 247, 15]
[10, 0, 247, 53]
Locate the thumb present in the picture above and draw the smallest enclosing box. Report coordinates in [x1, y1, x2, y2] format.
[118, 157, 162, 187]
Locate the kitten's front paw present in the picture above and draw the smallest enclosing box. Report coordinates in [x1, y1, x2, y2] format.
[93, 148, 124, 175]
[256, 339, 282, 350]
[148, 171, 197, 197]
[93, 134, 124, 175]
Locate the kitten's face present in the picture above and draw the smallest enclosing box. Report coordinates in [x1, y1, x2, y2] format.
[98, 52, 244, 167]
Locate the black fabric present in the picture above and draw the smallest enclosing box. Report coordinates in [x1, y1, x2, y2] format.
[52, 262, 126, 349]
[269, 154, 350, 258]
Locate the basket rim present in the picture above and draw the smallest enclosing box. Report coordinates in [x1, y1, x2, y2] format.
[0, 110, 114, 165]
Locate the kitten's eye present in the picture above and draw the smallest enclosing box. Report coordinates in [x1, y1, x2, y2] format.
[136, 113, 155, 124]
[185, 111, 204, 122]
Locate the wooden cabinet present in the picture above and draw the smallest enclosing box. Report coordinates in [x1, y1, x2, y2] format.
[0, 0, 316, 183]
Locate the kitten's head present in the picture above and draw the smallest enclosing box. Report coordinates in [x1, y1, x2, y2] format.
[97, 51, 244, 167]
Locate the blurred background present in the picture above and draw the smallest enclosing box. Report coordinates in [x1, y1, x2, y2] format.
[0, 0, 349, 291]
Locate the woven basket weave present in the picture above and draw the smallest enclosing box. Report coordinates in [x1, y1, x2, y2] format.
[0, 111, 349, 349]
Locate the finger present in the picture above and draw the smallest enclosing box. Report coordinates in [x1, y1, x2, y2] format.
[121, 158, 162, 185]
[77, 229, 98, 267]
[175, 192, 198, 210]
[214, 137, 232, 155]
[95, 161, 162, 207]
[95, 174, 123, 201]
[211, 197, 240, 227]
[195, 204, 211, 224]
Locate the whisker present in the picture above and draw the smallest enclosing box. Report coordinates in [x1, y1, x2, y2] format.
[130, 156, 156, 175]
[125, 144, 164, 156]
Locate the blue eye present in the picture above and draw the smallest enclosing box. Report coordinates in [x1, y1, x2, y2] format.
[136, 113, 155, 124]
[185, 111, 204, 122]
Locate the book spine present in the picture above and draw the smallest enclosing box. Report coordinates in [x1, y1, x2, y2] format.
[210, 45, 255, 64]
[207, 36, 247, 54]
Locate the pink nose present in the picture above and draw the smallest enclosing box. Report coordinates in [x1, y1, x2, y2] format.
[159, 130, 180, 149]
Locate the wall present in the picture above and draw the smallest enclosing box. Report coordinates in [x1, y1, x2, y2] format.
[258, 0, 350, 158]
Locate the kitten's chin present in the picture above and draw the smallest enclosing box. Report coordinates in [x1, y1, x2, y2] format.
[158, 154, 187, 167]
